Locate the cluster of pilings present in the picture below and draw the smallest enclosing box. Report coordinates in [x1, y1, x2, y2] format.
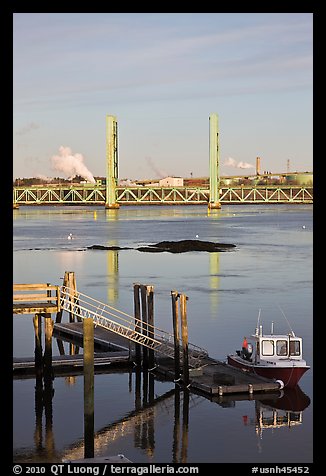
[24, 274, 194, 460]
[132, 283, 191, 386]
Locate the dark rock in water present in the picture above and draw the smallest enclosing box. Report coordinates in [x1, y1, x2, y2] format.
[88, 240, 236, 253]
[137, 240, 236, 253]
[87, 244, 132, 251]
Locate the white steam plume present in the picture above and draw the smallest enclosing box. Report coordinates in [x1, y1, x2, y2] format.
[51, 146, 96, 183]
[223, 157, 254, 169]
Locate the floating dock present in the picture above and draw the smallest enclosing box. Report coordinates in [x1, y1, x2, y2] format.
[13, 322, 282, 396]
[13, 280, 282, 396]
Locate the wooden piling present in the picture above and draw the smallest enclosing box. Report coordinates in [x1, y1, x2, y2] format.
[180, 294, 189, 387]
[57, 271, 80, 323]
[83, 318, 94, 459]
[133, 284, 142, 366]
[146, 285, 155, 369]
[44, 315, 54, 370]
[140, 285, 148, 368]
[171, 291, 181, 381]
[43, 315, 54, 389]
[33, 313, 43, 379]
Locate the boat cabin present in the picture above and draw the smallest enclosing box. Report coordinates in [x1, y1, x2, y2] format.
[242, 331, 303, 364]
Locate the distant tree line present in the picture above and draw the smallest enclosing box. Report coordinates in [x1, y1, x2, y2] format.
[13, 176, 106, 186]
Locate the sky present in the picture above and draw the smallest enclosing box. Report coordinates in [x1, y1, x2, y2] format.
[13, 12, 313, 182]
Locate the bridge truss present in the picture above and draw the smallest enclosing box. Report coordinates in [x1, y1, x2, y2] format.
[13, 184, 313, 205]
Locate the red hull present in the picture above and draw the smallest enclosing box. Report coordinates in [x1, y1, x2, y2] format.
[227, 355, 309, 388]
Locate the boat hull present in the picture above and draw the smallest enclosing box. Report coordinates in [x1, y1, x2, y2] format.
[227, 355, 309, 388]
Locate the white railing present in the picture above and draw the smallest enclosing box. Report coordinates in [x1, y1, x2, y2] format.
[60, 286, 208, 368]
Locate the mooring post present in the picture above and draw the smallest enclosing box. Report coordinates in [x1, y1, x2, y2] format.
[171, 291, 181, 381]
[133, 283, 142, 366]
[33, 313, 43, 379]
[67, 271, 79, 323]
[146, 285, 155, 369]
[83, 318, 94, 459]
[43, 314, 54, 375]
[58, 271, 80, 323]
[180, 294, 189, 387]
[140, 285, 148, 368]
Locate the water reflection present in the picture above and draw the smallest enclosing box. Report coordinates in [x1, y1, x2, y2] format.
[33, 365, 56, 461]
[214, 385, 310, 454]
[254, 386, 310, 432]
[60, 370, 185, 462]
[209, 252, 220, 313]
[15, 357, 311, 464]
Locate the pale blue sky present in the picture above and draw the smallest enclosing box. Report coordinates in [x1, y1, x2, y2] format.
[13, 12, 313, 181]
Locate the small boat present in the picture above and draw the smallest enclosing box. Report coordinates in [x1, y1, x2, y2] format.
[227, 312, 310, 388]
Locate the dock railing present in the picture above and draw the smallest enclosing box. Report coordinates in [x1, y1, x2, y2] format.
[13, 283, 61, 315]
[60, 286, 208, 368]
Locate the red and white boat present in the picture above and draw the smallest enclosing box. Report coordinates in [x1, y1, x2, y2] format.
[227, 315, 310, 388]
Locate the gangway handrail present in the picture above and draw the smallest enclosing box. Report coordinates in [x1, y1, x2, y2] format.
[60, 286, 208, 368]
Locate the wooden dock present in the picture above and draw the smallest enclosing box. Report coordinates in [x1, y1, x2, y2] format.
[13, 321, 281, 396]
[55, 323, 281, 396]
[13, 280, 282, 396]
[13, 283, 61, 315]
[13, 351, 131, 377]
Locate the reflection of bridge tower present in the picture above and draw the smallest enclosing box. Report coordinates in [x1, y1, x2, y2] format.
[107, 245, 119, 303]
[209, 252, 220, 314]
[106, 115, 119, 209]
[208, 113, 221, 210]
[105, 209, 120, 302]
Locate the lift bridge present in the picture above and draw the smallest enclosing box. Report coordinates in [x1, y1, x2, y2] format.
[13, 114, 313, 207]
[59, 286, 208, 369]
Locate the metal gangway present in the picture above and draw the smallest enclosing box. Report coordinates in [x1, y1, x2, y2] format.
[60, 286, 208, 369]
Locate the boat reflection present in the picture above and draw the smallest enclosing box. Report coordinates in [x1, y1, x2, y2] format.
[253, 385, 310, 436]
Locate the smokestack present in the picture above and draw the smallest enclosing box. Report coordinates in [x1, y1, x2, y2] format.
[256, 156, 261, 176]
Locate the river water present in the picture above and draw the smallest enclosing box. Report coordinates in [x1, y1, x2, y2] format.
[13, 204, 313, 464]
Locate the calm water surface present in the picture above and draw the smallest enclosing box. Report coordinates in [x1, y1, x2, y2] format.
[13, 205, 313, 464]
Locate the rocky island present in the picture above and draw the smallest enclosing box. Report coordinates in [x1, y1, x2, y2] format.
[87, 239, 235, 253]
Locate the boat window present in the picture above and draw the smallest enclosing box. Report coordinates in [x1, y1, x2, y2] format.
[289, 340, 301, 356]
[261, 340, 274, 356]
[276, 340, 288, 356]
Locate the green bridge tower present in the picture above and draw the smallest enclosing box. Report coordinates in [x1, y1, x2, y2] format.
[208, 113, 221, 209]
[105, 115, 119, 209]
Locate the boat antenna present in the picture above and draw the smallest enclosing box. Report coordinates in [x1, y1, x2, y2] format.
[278, 305, 295, 337]
[255, 308, 261, 335]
